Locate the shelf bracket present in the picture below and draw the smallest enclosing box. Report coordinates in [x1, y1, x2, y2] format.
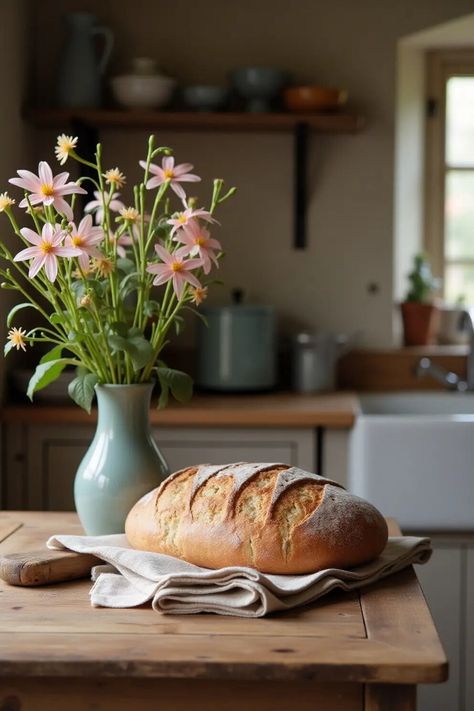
[294, 121, 309, 250]
[70, 118, 99, 209]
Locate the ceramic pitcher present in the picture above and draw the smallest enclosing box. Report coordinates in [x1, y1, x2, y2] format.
[57, 12, 113, 108]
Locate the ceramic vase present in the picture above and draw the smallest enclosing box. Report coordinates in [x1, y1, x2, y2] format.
[74, 384, 169, 535]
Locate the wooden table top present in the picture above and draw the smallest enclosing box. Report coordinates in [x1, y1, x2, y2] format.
[0, 511, 447, 685]
[0, 392, 358, 428]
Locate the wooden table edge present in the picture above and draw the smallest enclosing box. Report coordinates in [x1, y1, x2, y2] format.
[0, 513, 448, 685]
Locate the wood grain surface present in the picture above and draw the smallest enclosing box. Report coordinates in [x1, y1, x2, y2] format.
[0, 392, 358, 428]
[0, 678, 363, 711]
[27, 108, 366, 133]
[0, 512, 447, 686]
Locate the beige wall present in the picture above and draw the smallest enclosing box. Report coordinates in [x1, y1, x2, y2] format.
[27, 0, 474, 347]
[0, 0, 30, 402]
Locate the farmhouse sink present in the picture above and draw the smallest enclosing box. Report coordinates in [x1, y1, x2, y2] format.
[348, 392, 474, 531]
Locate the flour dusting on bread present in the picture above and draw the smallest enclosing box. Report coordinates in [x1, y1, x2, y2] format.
[126, 462, 388, 574]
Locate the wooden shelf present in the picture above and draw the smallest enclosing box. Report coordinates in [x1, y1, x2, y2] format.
[27, 107, 366, 250]
[26, 107, 365, 134]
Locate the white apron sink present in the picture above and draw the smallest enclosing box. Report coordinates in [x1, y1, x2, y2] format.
[349, 392, 474, 531]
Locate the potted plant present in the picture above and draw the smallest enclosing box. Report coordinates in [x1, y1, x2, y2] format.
[400, 253, 441, 346]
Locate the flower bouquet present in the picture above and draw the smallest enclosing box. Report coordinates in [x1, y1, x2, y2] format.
[1, 134, 235, 412]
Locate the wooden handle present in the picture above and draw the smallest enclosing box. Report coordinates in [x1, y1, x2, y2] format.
[0, 550, 101, 586]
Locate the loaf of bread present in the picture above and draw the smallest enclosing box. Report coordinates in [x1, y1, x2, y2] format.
[125, 462, 388, 574]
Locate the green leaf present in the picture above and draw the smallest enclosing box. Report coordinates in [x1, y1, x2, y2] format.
[4, 340, 14, 357]
[7, 302, 41, 328]
[127, 327, 142, 338]
[50, 311, 69, 326]
[109, 321, 129, 338]
[143, 300, 161, 318]
[116, 257, 135, 275]
[155, 366, 193, 409]
[40, 344, 63, 364]
[119, 272, 140, 299]
[108, 333, 153, 370]
[68, 372, 98, 413]
[70, 280, 86, 299]
[27, 359, 70, 401]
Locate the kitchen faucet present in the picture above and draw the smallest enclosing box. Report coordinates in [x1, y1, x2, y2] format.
[415, 309, 474, 391]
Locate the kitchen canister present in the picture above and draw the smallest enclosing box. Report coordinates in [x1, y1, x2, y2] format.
[197, 291, 277, 391]
[291, 331, 347, 393]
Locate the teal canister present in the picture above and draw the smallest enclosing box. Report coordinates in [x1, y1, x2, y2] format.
[197, 295, 277, 391]
[56, 12, 114, 108]
[74, 384, 169, 535]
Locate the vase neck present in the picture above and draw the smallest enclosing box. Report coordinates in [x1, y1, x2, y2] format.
[95, 385, 153, 436]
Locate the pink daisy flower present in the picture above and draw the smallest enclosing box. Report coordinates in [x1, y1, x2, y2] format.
[139, 156, 200, 200]
[146, 244, 202, 299]
[175, 220, 222, 274]
[65, 215, 104, 271]
[9, 161, 86, 221]
[14, 223, 81, 282]
[85, 190, 125, 225]
[167, 201, 217, 236]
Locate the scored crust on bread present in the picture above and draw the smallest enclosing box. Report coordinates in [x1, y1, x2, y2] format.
[125, 462, 388, 574]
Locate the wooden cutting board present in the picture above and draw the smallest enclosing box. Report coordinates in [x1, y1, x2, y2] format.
[0, 549, 100, 586]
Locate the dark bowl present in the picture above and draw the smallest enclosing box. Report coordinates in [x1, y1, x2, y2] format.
[229, 67, 288, 111]
[182, 85, 229, 112]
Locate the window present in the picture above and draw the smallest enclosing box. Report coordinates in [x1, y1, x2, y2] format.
[425, 50, 474, 304]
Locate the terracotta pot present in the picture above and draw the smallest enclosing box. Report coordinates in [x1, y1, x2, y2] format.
[400, 301, 440, 346]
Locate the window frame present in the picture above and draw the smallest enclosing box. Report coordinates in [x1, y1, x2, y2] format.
[425, 49, 474, 295]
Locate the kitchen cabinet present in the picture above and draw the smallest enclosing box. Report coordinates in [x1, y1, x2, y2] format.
[2, 422, 316, 510]
[414, 536, 474, 711]
[416, 543, 463, 711]
[466, 548, 474, 711]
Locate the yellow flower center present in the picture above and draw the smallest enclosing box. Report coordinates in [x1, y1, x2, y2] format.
[71, 235, 83, 247]
[196, 236, 206, 246]
[178, 214, 187, 224]
[164, 169, 174, 180]
[171, 261, 183, 272]
[40, 184, 54, 197]
[40, 241, 53, 254]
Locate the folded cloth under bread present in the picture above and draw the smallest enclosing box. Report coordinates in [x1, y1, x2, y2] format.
[47, 534, 432, 618]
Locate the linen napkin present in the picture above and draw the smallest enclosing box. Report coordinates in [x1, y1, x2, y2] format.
[47, 533, 432, 618]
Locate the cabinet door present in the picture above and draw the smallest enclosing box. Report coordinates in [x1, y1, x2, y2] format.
[416, 543, 463, 711]
[25, 424, 95, 510]
[20, 425, 316, 511]
[466, 547, 474, 711]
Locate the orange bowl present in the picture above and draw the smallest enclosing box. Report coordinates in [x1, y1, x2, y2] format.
[283, 86, 348, 112]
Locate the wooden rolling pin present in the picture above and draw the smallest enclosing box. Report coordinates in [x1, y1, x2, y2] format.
[0, 549, 100, 586]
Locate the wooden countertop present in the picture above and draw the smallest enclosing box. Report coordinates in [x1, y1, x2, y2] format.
[0, 392, 358, 428]
[0, 512, 447, 711]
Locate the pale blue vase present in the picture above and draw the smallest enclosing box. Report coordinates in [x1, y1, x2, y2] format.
[74, 384, 169, 535]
